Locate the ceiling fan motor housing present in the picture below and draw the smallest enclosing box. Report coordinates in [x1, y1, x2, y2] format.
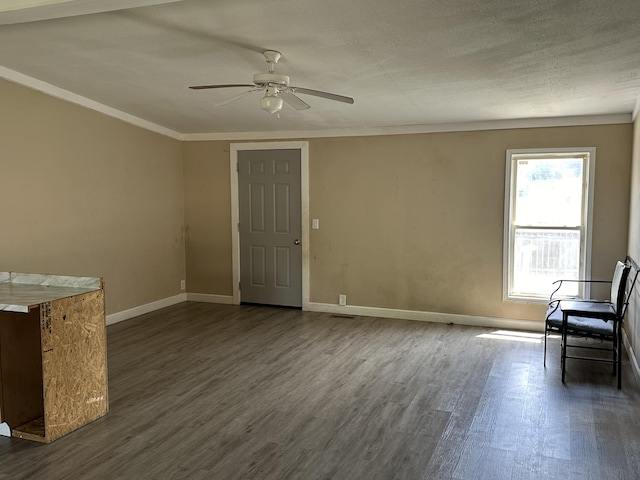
[253, 73, 289, 86]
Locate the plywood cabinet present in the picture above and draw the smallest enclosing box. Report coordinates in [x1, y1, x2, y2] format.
[0, 273, 108, 443]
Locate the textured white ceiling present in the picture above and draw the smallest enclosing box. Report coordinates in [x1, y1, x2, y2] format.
[1, 0, 639, 136]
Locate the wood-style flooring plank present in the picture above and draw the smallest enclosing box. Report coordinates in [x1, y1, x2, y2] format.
[0, 302, 639, 479]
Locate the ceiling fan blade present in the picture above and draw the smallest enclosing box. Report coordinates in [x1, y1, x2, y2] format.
[280, 91, 311, 110]
[290, 86, 354, 104]
[215, 88, 261, 107]
[189, 83, 255, 90]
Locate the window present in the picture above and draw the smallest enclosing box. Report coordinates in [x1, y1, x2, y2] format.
[504, 148, 595, 301]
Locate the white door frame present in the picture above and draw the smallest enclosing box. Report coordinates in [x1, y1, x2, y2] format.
[230, 141, 310, 309]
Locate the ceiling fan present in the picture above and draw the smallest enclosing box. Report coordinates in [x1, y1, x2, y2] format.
[189, 50, 354, 115]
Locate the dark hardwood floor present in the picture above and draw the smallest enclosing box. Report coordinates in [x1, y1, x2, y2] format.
[1, 302, 639, 479]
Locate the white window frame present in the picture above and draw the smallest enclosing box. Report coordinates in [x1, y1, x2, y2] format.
[503, 147, 596, 302]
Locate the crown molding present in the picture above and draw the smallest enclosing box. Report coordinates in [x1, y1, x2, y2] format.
[0, 0, 184, 25]
[182, 113, 632, 142]
[2, 64, 633, 142]
[0, 66, 182, 140]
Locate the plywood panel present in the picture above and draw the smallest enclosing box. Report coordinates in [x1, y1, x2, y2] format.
[12, 417, 46, 443]
[41, 289, 108, 442]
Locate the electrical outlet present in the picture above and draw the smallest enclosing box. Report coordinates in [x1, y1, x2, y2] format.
[180, 279, 186, 291]
[339, 294, 347, 306]
[312, 218, 320, 230]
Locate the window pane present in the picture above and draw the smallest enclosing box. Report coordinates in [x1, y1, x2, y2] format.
[514, 158, 584, 227]
[512, 229, 580, 297]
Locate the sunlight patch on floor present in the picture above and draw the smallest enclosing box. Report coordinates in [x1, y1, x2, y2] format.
[476, 330, 544, 344]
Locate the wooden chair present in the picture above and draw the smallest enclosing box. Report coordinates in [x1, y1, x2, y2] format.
[544, 259, 638, 388]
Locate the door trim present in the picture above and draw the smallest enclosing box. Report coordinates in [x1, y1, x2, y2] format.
[230, 141, 310, 309]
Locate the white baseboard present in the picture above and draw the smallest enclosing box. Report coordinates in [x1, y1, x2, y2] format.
[186, 293, 235, 304]
[307, 302, 639, 382]
[622, 329, 640, 384]
[106, 296, 544, 332]
[306, 302, 544, 332]
[104, 293, 640, 383]
[106, 293, 187, 326]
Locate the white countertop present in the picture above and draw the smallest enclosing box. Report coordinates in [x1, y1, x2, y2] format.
[0, 273, 102, 313]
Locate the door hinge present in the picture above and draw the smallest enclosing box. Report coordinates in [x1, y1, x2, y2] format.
[237, 222, 240, 232]
[238, 281, 241, 291]
[236, 161, 239, 172]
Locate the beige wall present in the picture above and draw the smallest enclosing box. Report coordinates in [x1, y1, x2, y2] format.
[2, 73, 633, 325]
[0, 78, 185, 315]
[627, 118, 640, 366]
[182, 141, 233, 296]
[183, 124, 632, 323]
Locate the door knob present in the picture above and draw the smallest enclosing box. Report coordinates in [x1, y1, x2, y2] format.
[294, 239, 300, 245]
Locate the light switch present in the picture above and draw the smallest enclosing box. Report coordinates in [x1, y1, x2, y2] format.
[312, 218, 320, 230]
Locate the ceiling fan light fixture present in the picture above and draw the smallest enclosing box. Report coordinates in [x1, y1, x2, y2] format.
[260, 94, 284, 114]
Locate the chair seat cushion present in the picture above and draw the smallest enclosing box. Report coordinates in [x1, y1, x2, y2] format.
[546, 304, 614, 338]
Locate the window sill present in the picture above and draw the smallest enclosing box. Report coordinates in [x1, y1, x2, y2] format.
[504, 296, 550, 304]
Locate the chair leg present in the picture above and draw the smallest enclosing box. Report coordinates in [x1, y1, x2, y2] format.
[561, 320, 567, 384]
[543, 328, 547, 367]
[613, 323, 618, 376]
[617, 320, 623, 389]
